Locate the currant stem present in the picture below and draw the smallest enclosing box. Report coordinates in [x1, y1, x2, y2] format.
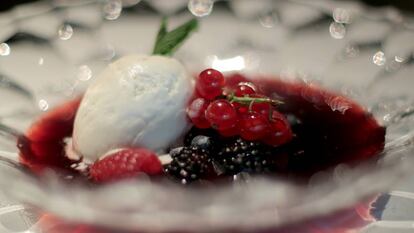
[227, 94, 283, 106]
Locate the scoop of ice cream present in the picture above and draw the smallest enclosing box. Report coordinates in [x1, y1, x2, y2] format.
[73, 55, 193, 161]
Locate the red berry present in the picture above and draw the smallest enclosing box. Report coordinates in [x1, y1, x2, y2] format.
[187, 98, 210, 129]
[218, 125, 240, 137]
[230, 101, 247, 114]
[264, 111, 293, 146]
[235, 105, 249, 114]
[205, 99, 238, 130]
[251, 102, 272, 117]
[196, 69, 225, 100]
[225, 73, 248, 89]
[90, 148, 163, 183]
[235, 82, 256, 97]
[240, 112, 271, 141]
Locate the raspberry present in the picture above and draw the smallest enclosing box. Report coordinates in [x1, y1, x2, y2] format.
[89, 148, 162, 183]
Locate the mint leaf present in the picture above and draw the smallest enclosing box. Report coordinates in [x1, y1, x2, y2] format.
[152, 18, 199, 56]
[153, 17, 167, 53]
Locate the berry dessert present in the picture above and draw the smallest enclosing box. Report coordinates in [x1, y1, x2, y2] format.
[17, 18, 385, 185]
[15, 17, 386, 233]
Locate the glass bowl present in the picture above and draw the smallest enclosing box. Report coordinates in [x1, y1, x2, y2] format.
[0, 0, 414, 232]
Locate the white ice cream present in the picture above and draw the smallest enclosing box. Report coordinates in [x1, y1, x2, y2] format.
[73, 55, 194, 161]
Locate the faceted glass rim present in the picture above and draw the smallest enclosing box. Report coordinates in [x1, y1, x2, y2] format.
[0, 0, 413, 232]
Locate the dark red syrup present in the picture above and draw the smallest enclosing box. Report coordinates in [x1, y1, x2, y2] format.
[244, 76, 385, 176]
[16, 76, 386, 233]
[17, 97, 82, 175]
[17, 76, 385, 178]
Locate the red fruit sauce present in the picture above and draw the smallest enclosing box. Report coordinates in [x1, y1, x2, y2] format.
[16, 75, 385, 233]
[17, 96, 82, 175]
[17, 75, 385, 178]
[227, 75, 385, 177]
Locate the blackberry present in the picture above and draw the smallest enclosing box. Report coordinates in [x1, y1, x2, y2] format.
[190, 135, 214, 151]
[214, 138, 275, 175]
[184, 127, 218, 146]
[165, 146, 213, 184]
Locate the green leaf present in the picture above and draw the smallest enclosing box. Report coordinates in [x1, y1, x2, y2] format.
[152, 18, 199, 56]
[153, 17, 167, 53]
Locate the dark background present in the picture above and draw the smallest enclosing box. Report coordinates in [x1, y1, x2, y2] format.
[0, 0, 413, 12]
[359, 0, 414, 12]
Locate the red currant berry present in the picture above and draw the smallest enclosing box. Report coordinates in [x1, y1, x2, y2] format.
[264, 111, 293, 146]
[187, 98, 210, 129]
[218, 125, 240, 137]
[240, 112, 271, 141]
[230, 102, 248, 114]
[251, 102, 272, 117]
[196, 69, 225, 100]
[205, 99, 238, 130]
[235, 82, 256, 97]
[236, 105, 249, 114]
[226, 73, 248, 89]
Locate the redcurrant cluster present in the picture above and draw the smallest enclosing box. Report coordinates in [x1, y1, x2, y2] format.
[187, 69, 293, 147]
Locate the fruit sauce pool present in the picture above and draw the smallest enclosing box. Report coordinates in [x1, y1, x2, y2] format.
[16, 75, 385, 233]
